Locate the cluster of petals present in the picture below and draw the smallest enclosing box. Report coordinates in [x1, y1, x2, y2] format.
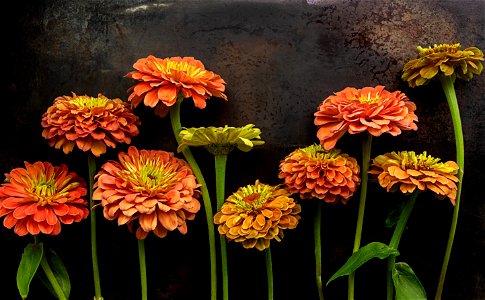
[214, 180, 301, 251]
[278, 144, 360, 204]
[93, 146, 201, 240]
[369, 150, 459, 204]
[0, 161, 89, 236]
[402, 43, 484, 87]
[125, 55, 227, 117]
[177, 124, 265, 155]
[314, 85, 418, 150]
[41, 93, 141, 157]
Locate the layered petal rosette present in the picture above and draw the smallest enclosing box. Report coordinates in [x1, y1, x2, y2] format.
[41, 93, 141, 157]
[278, 144, 360, 204]
[314, 86, 418, 150]
[369, 151, 459, 204]
[402, 43, 484, 87]
[214, 180, 301, 251]
[125, 56, 228, 117]
[93, 146, 201, 240]
[0, 161, 89, 236]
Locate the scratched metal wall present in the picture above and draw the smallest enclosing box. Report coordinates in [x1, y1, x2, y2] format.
[3, 1, 484, 299]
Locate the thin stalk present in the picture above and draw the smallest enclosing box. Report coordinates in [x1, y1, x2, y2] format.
[169, 97, 217, 300]
[386, 191, 419, 300]
[265, 247, 274, 300]
[348, 133, 373, 300]
[88, 153, 103, 300]
[314, 201, 324, 300]
[435, 75, 465, 300]
[40, 254, 67, 300]
[215, 154, 229, 300]
[138, 239, 148, 300]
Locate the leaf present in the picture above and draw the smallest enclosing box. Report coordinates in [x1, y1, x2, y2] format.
[327, 242, 399, 284]
[38, 248, 71, 299]
[17, 243, 44, 299]
[393, 262, 427, 300]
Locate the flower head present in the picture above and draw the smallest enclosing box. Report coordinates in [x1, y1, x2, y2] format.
[314, 86, 418, 150]
[369, 151, 459, 204]
[402, 43, 484, 87]
[278, 144, 360, 204]
[0, 161, 89, 236]
[125, 56, 228, 117]
[213, 180, 301, 251]
[93, 146, 201, 240]
[41, 93, 141, 157]
[178, 124, 265, 155]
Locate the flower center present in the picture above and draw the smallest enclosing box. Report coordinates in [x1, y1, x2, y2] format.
[357, 92, 382, 104]
[71, 96, 109, 109]
[399, 151, 445, 171]
[233, 184, 273, 211]
[302, 144, 342, 162]
[418, 43, 461, 57]
[28, 175, 60, 206]
[153, 59, 205, 79]
[120, 158, 180, 193]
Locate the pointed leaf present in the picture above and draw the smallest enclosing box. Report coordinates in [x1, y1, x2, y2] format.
[393, 262, 427, 300]
[38, 248, 71, 299]
[327, 242, 399, 284]
[17, 243, 44, 299]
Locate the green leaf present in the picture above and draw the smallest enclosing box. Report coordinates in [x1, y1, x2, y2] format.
[38, 248, 71, 299]
[327, 242, 399, 284]
[393, 262, 427, 300]
[17, 242, 44, 299]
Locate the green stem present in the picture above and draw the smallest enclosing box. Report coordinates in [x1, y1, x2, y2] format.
[386, 191, 419, 300]
[265, 247, 274, 300]
[88, 153, 103, 300]
[348, 133, 372, 300]
[435, 75, 465, 300]
[314, 201, 324, 300]
[215, 154, 229, 300]
[40, 254, 67, 300]
[138, 239, 148, 300]
[169, 97, 217, 300]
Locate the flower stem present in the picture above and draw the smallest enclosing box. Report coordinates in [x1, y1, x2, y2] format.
[88, 153, 103, 300]
[435, 75, 465, 300]
[215, 154, 229, 300]
[348, 133, 372, 300]
[138, 239, 148, 300]
[169, 97, 217, 300]
[40, 254, 67, 300]
[386, 191, 419, 300]
[314, 201, 324, 300]
[265, 247, 274, 300]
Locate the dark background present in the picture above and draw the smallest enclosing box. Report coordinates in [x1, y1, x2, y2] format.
[2, 0, 484, 299]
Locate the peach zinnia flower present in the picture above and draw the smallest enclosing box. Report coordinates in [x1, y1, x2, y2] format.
[402, 43, 484, 87]
[125, 56, 228, 117]
[369, 151, 459, 204]
[41, 93, 141, 157]
[214, 180, 301, 251]
[314, 86, 418, 150]
[278, 144, 360, 204]
[93, 146, 201, 240]
[0, 161, 89, 236]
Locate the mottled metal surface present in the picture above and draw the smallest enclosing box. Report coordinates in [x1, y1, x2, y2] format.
[3, 1, 484, 299]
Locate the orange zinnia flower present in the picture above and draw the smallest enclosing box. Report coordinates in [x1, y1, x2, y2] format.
[402, 43, 484, 87]
[41, 93, 141, 157]
[93, 146, 201, 240]
[369, 151, 459, 204]
[314, 86, 418, 150]
[278, 144, 360, 204]
[125, 56, 228, 117]
[0, 161, 89, 236]
[214, 180, 301, 251]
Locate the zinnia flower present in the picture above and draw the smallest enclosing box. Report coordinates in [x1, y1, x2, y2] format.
[177, 124, 265, 155]
[213, 180, 301, 251]
[314, 86, 418, 150]
[278, 144, 360, 204]
[402, 43, 484, 87]
[0, 161, 89, 236]
[41, 93, 141, 157]
[93, 146, 201, 240]
[125, 55, 228, 117]
[369, 151, 459, 204]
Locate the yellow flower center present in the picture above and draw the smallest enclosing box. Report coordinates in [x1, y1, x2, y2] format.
[357, 92, 382, 104]
[71, 96, 109, 109]
[120, 158, 180, 193]
[398, 151, 455, 173]
[27, 174, 61, 206]
[233, 184, 273, 211]
[417, 43, 461, 57]
[153, 59, 205, 79]
[302, 144, 343, 162]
